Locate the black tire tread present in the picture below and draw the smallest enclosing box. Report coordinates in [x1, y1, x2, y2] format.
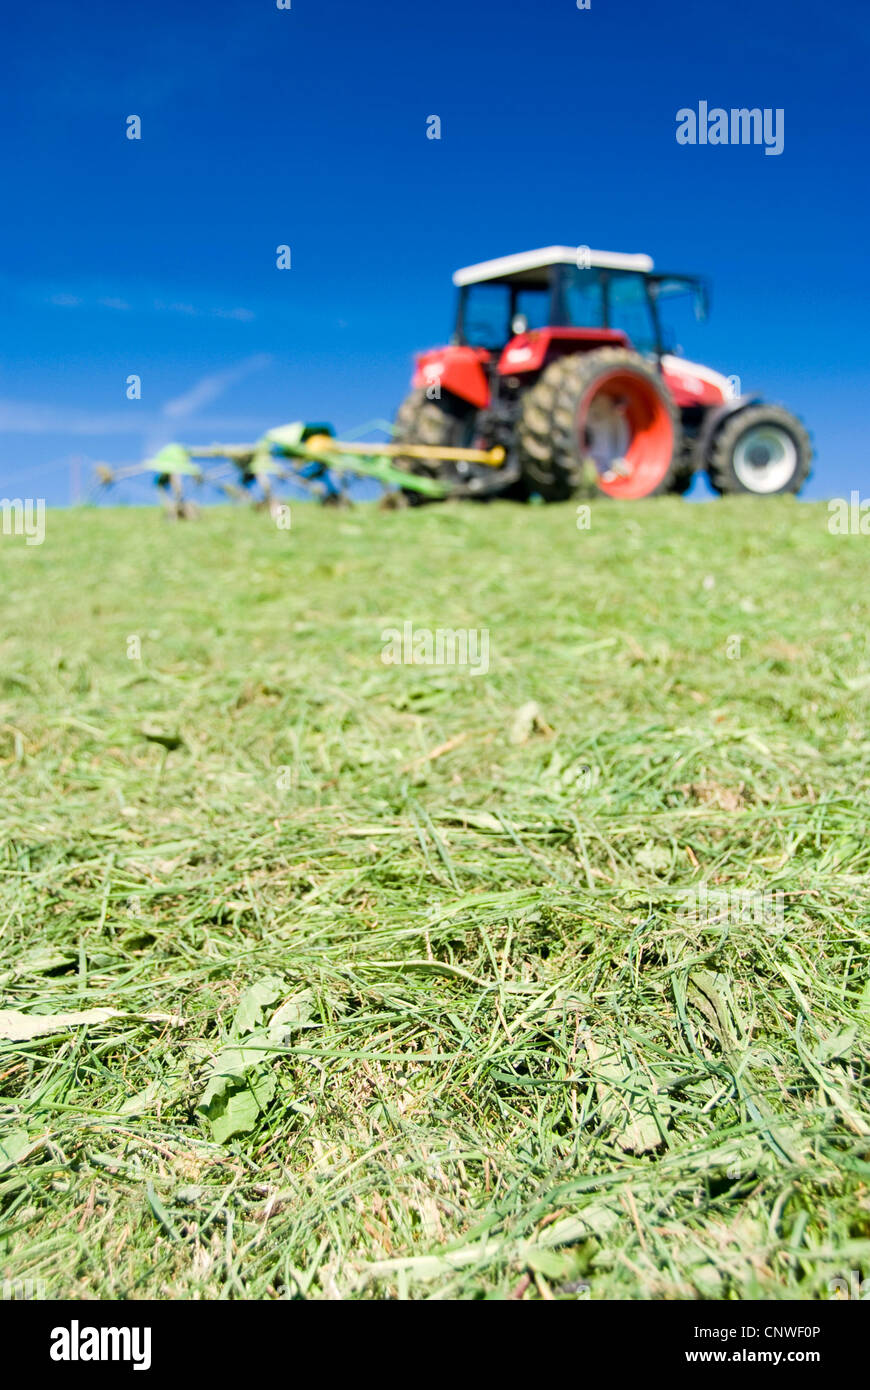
[706, 403, 812, 495]
[391, 388, 474, 503]
[517, 348, 682, 501]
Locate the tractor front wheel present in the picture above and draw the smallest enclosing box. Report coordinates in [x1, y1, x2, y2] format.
[518, 348, 681, 501]
[706, 404, 812, 496]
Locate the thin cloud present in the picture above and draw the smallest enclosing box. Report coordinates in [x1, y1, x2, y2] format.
[0, 401, 142, 435]
[0, 399, 270, 437]
[161, 355, 273, 422]
[213, 307, 255, 322]
[37, 288, 255, 320]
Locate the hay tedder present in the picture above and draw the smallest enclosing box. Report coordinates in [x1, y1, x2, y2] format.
[95, 420, 475, 516]
[97, 245, 812, 512]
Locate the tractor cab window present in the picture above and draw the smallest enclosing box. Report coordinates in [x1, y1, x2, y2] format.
[513, 286, 550, 332]
[650, 276, 708, 358]
[606, 272, 657, 355]
[460, 282, 549, 347]
[561, 267, 606, 331]
[460, 284, 511, 348]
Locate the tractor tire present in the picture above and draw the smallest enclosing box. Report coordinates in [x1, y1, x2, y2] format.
[667, 439, 697, 495]
[705, 404, 812, 496]
[517, 348, 681, 501]
[392, 388, 476, 504]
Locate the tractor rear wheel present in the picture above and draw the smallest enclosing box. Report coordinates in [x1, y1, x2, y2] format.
[667, 439, 697, 495]
[392, 388, 476, 503]
[517, 348, 681, 500]
[706, 404, 811, 495]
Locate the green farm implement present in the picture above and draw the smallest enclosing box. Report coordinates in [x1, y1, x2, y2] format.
[96, 421, 508, 516]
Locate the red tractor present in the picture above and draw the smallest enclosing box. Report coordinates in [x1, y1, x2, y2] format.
[393, 247, 811, 501]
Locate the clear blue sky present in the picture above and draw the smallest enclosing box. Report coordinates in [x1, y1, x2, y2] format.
[1, 0, 868, 504]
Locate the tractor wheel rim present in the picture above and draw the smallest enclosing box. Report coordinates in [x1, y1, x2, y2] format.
[578, 370, 674, 499]
[732, 424, 798, 493]
[585, 396, 631, 476]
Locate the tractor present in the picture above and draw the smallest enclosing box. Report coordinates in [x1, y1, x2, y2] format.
[393, 246, 812, 501]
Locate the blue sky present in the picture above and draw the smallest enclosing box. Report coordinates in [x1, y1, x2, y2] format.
[1, 0, 868, 504]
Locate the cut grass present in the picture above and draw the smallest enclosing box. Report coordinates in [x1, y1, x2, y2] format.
[1, 495, 868, 1300]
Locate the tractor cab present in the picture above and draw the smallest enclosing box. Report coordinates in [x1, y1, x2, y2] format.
[413, 247, 719, 418]
[452, 246, 708, 361]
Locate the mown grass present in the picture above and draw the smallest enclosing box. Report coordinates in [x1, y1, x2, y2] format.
[1, 496, 868, 1300]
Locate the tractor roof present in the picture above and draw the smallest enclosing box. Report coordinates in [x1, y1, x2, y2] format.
[452, 246, 654, 287]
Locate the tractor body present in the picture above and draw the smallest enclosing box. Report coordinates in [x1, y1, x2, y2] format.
[394, 247, 811, 500]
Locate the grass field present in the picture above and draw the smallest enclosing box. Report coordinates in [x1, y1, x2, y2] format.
[1, 496, 869, 1301]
